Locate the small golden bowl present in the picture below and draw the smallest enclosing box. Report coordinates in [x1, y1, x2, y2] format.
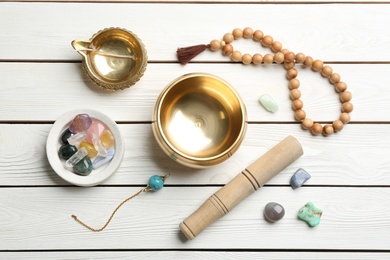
[72, 27, 147, 91]
[152, 73, 247, 168]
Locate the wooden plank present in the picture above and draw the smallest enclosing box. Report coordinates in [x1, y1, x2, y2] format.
[0, 63, 386, 122]
[1, 186, 389, 250]
[0, 3, 389, 61]
[1, 123, 389, 186]
[1, 252, 389, 259]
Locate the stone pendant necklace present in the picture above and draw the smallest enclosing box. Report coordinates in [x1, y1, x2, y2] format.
[177, 27, 353, 136]
[71, 174, 169, 232]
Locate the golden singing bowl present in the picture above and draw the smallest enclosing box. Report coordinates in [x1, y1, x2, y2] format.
[152, 73, 247, 168]
[72, 27, 147, 91]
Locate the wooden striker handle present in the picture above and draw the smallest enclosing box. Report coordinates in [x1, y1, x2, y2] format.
[179, 135, 303, 240]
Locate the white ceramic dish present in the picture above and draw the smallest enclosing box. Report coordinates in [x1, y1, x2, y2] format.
[46, 109, 124, 186]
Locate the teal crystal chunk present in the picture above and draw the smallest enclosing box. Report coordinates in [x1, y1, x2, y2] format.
[73, 157, 93, 176]
[298, 202, 323, 227]
[58, 144, 77, 160]
[259, 94, 279, 113]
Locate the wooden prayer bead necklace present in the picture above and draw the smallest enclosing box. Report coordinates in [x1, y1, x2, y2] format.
[177, 27, 353, 136]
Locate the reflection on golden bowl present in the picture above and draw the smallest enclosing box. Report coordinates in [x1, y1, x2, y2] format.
[72, 27, 147, 91]
[153, 73, 247, 168]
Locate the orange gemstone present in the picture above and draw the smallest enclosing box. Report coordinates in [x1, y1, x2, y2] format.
[100, 130, 115, 148]
[79, 141, 98, 158]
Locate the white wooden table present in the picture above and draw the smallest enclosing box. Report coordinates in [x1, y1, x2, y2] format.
[1, 1, 390, 259]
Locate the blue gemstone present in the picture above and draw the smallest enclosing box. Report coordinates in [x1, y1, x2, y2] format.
[290, 168, 311, 189]
[148, 175, 164, 191]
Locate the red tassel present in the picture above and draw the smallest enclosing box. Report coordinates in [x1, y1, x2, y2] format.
[177, 44, 210, 65]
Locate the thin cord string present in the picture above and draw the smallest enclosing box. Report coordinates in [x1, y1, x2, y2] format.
[71, 186, 150, 232]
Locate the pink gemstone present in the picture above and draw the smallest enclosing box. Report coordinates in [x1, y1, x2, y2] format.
[69, 114, 92, 133]
[87, 119, 107, 143]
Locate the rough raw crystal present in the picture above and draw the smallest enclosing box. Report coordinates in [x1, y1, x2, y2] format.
[264, 202, 285, 223]
[87, 119, 107, 143]
[65, 147, 88, 168]
[290, 168, 311, 189]
[73, 157, 93, 176]
[79, 141, 98, 158]
[298, 202, 323, 227]
[100, 129, 115, 148]
[58, 144, 77, 160]
[92, 133, 108, 157]
[69, 114, 92, 133]
[92, 148, 115, 169]
[67, 132, 87, 147]
[259, 94, 279, 113]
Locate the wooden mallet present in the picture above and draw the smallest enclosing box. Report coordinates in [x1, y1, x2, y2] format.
[179, 135, 304, 240]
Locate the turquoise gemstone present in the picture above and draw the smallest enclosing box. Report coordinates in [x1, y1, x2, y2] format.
[73, 157, 93, 176]
[148, 175, 164, 191]
[58, 144, 77, 160]
[298, 202, 323, 227]
[259, 94, 279, 113]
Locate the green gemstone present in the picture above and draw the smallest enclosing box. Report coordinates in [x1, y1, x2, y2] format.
[259, 94, 279, 113]
[73, 157, 93, 176]
[298, 202, 323, 227]
[58, 144, 77, 160]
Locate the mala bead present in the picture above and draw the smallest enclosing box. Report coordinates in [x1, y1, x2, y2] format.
[284, 52, 295, 63]
[287, 68, 298, 79]
[223, 33, 234, 44]
[252, 54, 263, 64]
[312, 59, 324, 72]
[262, 35, 274, 47]
[271, 41, 283, 53]
[253, 30, 264, 41]
[340, 112, 351, 123]
[289, 78, 300, 89]
[280, 49, 290, 55]
[222, 44, 233, 56]
[336, 81, 347, 93]
[209, 40, 221, 51]
[263, 54, 274, 64]
[321, 65, 333, 77]
[232, 28, 243, 39]
[292, 99, 303, 110]
[303, 56, 314, 67]
[295, 52, 306, 63]
[329, 73, 341, 84]
[284, 62, 295, 70]
[242, 53, 252, 65]
[231, 50, 242, 62]
[342, 102, 354, 113]
[243, 27, 253, 38]
[290, 89, 301, 100]
[273, 52, 284, 64]
[295, 109, 306, 121]
[323, 124, 334, 136]
[311, 123, 323, 135]
[340, 91, 352, 102]
[302, 118, 314, 130]
[333, 119, 344, 132]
